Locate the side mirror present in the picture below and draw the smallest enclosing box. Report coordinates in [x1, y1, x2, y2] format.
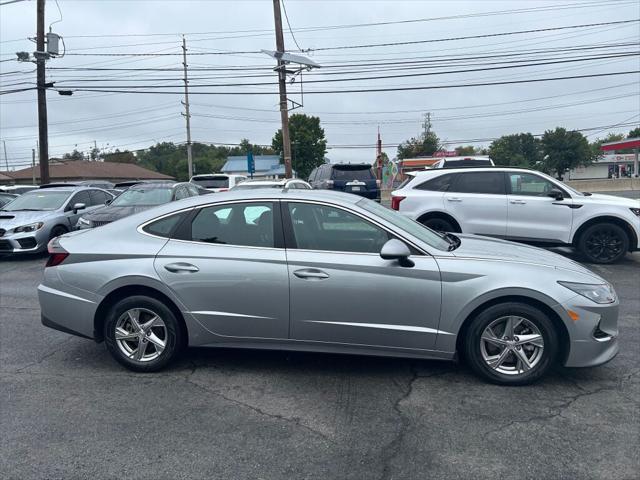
[380, 239, 414, 267]
[547, 189, 564, 201]
[73, 202, 86, 213]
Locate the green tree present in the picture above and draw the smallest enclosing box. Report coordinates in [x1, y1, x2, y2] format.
[397, 131, 441, 159]
[62, 149, 84, 161]
[627, 127, 640, 138]
[454, 145, 477, 156]
[541, 128, 593, 179]
[272, 114, 327, 179]
[103, 149, 136, 163]
[589, 132, 625, 159]
[488, 133, 542, 167]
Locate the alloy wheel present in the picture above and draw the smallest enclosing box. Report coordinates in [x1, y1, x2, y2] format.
[480, 315, 545, 375]
[114, 308, 167, 362]
[584, 228, 624, 262]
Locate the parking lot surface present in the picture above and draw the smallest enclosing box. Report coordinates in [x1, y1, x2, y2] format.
[1, 251, 638, 480]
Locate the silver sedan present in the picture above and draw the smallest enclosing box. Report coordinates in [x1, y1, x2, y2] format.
[38, 190, 619, 385]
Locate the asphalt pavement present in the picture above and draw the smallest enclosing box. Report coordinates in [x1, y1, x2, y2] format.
[1, 250, 639, 480]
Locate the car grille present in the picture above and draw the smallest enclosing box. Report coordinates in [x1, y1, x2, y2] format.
[92, 220, 112, 227]
[0, 239, 12, 252]
[17, 237, 37, 249]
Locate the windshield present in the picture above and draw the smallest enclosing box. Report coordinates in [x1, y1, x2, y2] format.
[1, 190, 70, 211]
[332, 166, 374, 181]
[191, 176, 229, 188]
[357, 198, 451, 251]
[111, 187, 173, 206]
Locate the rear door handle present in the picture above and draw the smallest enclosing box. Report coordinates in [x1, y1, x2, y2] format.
[447, 197, 462, 202]
[509, 200, 527, 204]
[293, 268, 329, 280]
[164, 262, 199, 273]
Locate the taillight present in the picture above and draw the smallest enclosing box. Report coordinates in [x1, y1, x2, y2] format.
[391, 195, 405, 210]
[219, 188, 229, 192]
[326, 180, 334, 187]
[45, 238, 69, 267]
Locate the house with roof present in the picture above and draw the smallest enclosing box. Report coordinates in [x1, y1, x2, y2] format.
[221, 155, 293, 178]
[0, 160, 173, 185]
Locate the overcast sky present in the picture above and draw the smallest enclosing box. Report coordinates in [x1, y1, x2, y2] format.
[1, 0, 639, 171]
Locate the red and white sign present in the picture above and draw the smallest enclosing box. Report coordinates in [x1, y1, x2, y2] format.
[433, 151, 458, 157]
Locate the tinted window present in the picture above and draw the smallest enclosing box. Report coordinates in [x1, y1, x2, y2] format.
[443, 159, 493, 168]
[191, 176, 229, 188]
[331, 166, 375, 181]
[416, 173, 454, 191]
[191, 202, 274, 248]
[508, 172, 559, 196]
[451, 172, 505, 195]
[89, 190, 111, 205]
[143, 213, 185, 238]
[67, 191, 91, 210]
[288, 202, 389, 253]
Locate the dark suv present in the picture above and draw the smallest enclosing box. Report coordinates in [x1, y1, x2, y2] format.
[309, 163, 380, 201]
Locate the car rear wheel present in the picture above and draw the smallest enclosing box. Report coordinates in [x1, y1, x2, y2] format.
[419, 216, 456, 233]
[104, 295, 183, 372]
[577, 222, 628, 264]
[463, 302, 558, 385]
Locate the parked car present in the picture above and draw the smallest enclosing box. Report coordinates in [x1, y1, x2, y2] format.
[0, 185, 38, 195]
[39, 189, 618, 385]
[40, 180, 115, 190]
[76, 181, 199, 229]
[232, 178, 311, 190]
[430, 156, 494, 169]
[309, 163, 380, 201]
[0, 192, 18, 208]
[391, 167, 640, 264]
[190, 174, 247, 192]
[0, 187, 113, 254]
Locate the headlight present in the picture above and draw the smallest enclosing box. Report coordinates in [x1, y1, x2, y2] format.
[77, 217, 91, 226]
[13, 222, 44, 233]
[558, 281, 616, 304]
[630, 207, 640, 217]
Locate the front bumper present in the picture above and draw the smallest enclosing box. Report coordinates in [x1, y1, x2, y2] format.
[559, 295, 620, 368]
[0, 230, 48, 253]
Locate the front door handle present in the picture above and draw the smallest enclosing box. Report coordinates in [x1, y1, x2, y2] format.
[447, 197, 462, 202]
[293, 268, 329, 280]
[509, 200, 527, 205]
[164, 262, 199, 273]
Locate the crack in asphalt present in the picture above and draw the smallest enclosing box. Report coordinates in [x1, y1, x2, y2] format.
[13, 337, 75, 373]
[182, 361, 335, 444]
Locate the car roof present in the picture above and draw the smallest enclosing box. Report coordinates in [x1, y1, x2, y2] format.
[128, 182, 177, 190]
[410, 166, 537, 177]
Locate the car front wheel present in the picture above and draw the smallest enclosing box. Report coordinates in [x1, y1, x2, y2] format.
[577, 222, 629, 264]
[104, 295, 183, 372]
[463, 302, 558, 385]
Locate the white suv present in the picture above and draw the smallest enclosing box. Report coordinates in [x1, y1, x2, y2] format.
[392, 167, 640, 264]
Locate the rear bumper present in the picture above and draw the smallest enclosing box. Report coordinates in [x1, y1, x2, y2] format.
[38, 283, 99, 340]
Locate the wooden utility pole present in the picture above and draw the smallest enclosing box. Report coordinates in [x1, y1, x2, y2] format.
[182, 36, 193, 179]
[3, 141, 8, 171]
[36, 0, 49, 184]
[272, 0, 293, 178]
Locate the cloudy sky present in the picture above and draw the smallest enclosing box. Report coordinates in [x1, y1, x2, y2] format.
[1, 0, 639, 171]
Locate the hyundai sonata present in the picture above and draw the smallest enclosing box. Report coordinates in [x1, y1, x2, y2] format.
[38, 190, 619, 385]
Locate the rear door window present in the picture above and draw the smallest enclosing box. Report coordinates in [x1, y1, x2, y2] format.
[143, 212, 186, 238]
[450, 172, 505, 195]
[89, 189, 111, 205]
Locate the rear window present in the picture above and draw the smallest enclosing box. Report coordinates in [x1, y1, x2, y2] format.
[191, 176, 229, 188]
[415, 173, 454, 191]
[443, 159, 493, 168]
[143, 212, 186, 238]
[331, 165, 375, 181]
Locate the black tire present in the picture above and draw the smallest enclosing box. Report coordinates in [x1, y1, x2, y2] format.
[49, 225, 68, 241]
[577, 222, 629, 264]
[104, 295, 184, 372]
[463, 302, 558, 386]
[419, 216, 456, 233]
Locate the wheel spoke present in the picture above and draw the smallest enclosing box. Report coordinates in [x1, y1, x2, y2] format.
[146, 332, 166, 353]
[140, 315, 161, 332]
[481, 326, 506, 347]
[487, 347, 511, 370]
[127, 309, 142, 332]
[115, 327, 138, 341]
[134, 340, 147, 360]
[516, 333, 544, 348]
[502, 316, 515, 339]
[513, 348, 532, 372]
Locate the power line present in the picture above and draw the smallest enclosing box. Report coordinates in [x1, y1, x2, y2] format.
[281, 0, 303, 51]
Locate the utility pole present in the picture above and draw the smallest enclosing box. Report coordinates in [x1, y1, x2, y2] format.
[272, 0, 293, 178]
[3, 141, 8, 171]
[422, 112, 432, 139]
[36, 0, 49, 184]
[181, 36, 193, 179]
[32, 149, 36, 185]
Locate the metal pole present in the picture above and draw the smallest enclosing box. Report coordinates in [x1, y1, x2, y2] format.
[3, 140, 8, 171]
[32, 149, 36, 185]
[273, 0, 293, 179]
[182, 36, 193, 180]
[36, 0, 49, 185]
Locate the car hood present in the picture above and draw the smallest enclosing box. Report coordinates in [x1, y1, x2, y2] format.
[578, 193, 640, 207]
[450, 234, 603, 280]
[82, 205, 153, 222]
[0, 209, 59, 229]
